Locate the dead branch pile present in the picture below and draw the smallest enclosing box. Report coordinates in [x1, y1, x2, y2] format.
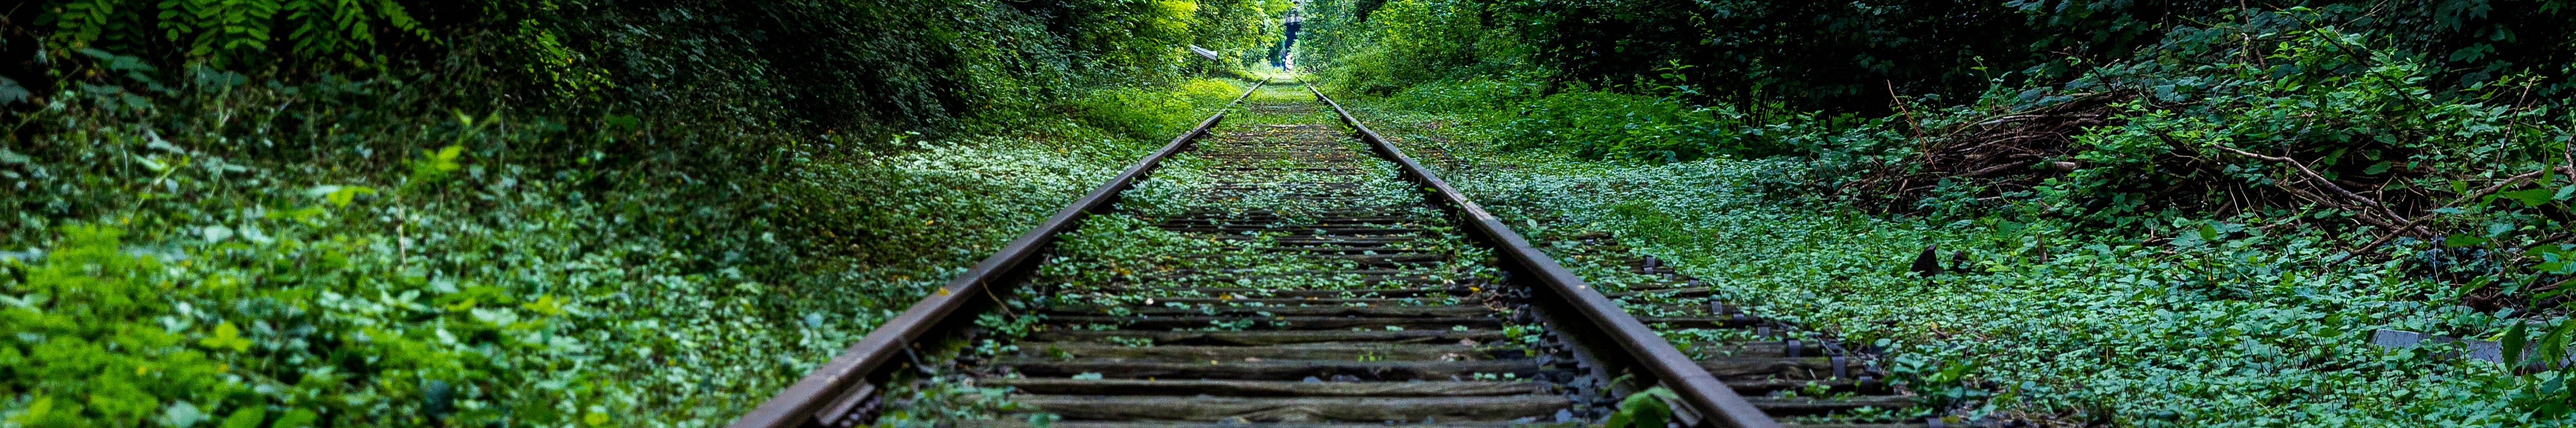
[1836, 92, 2127, 210]
[1836, 89, 2575, 270]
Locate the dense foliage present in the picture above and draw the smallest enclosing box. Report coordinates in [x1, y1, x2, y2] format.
[9, 0, 2574, 425]
[1401, 137, 2545, 426]
[1305, 0, 2574, 112]
[1305, 0, 2576, 424]
[3, 0, 1282, 426]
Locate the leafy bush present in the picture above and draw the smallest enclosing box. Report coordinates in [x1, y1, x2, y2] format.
[0, 65, 1254, 427]
[1314, 8, 2574, 419]
[1372, 76, 1883, 162]
[1847, 23, 2576, 389]
[1072, 78, 1246, 139]
[14, 0, 1288, 141]
[1306, 0, 1517, 94]
[1491, 88, 1783, 162]
[4, 0, 1283, 425]
[1299, 0, 2576, 423]
[2, 226, 236, 427]
[1994, 23, 2568, 228]
[1311, 0, 2574, 112]
[1440, 151, 2551, 426]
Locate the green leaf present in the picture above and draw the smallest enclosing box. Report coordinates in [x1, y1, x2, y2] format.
[135, 155, 170, 172]
[2501, 188, 2556, 207]
[2445, 234, 2489, 248]
[2198, 223, 2221, 241]
[2547, 321, 2576, 370]
[2505, 322, 2530, 368]
[324, 186, 376, 208]
[2450, 275, 2496, 301]
[1932, 360, 1974, 383]
[435, 145, 464, 164]
[2535, 322, 2576, 374]
[520, 295, 564, 316]
[270, 410, 318, 428]
[201, 321, 252, 352]
[406, 144, 467, 186]
[159, 401, 209, 428]
[220, 407, 266, 428]
[1606, 387, 1674, 428]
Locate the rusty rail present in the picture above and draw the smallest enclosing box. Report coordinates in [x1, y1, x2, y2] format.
[1301, 81, 1782, 428]
[731, 76, 1783, 428]
[728, 79, 1268, 428]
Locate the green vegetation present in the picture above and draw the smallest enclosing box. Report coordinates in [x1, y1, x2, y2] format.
[1393, 146, 2539, 425]
[1306, 0, 2576, 425]
[3, 0, 1283, 426]
[11, 0, 2576, 425]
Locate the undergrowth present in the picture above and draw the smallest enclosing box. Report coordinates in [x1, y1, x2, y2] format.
[5, 0, 1290, 424]
[0, 59, 1252, 428]
[1321, 12, 2576, 421]
[1356, 103, 2557, 425]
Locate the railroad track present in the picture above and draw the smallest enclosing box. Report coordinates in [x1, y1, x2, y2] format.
[1529, 234, 1930, 428]
[732, 80, 1931, 428]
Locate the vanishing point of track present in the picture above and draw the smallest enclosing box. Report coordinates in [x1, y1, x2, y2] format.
[729, 80, 1925, 428]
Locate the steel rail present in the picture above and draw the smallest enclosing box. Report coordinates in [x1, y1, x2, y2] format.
[729, 79, 1269, 428]
[1301, 81, 1784, 428]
